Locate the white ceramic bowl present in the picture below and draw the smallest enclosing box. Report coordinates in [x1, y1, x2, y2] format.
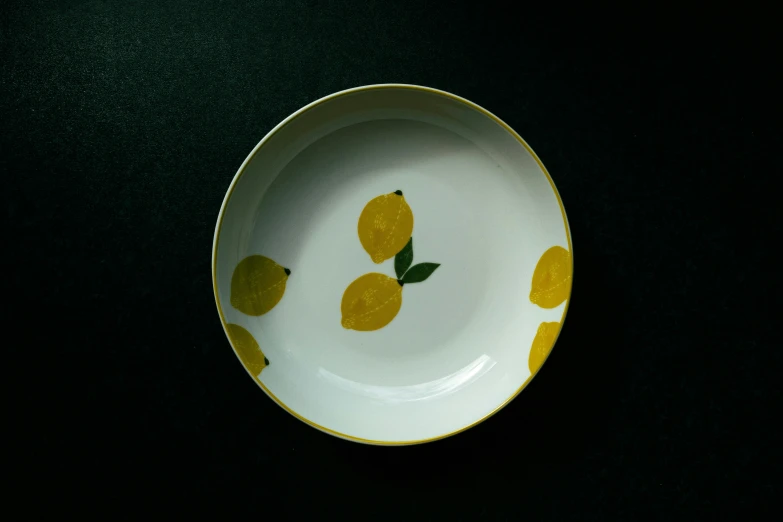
[212, 84, 573, 444]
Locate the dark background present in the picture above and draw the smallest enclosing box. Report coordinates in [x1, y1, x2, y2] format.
[3, 1, 779, 518]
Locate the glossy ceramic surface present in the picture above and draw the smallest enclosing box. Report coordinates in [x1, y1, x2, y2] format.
[212, 84, 573, 444]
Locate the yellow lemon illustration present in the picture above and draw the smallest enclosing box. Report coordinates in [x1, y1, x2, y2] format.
[226, 323, 269, 378]
[528, 322, 560, 374]
[341, 273, 403, 331]
[230, 255, 291, 316]
[358, 190, 414, 264]
[529, 246, 572, 308]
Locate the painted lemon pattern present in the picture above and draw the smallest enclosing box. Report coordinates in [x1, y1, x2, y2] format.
[358, 190, 414, 264]
[341, 273, 403, 331]
[528, 322, 560, 374]
[230, 255, 291, 316]
[341, 237, 440, 331]
[529, 246, 572, 308]
[226, 323, 269, 378]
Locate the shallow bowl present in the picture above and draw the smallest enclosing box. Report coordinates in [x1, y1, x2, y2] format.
[212, 84, 573, 444]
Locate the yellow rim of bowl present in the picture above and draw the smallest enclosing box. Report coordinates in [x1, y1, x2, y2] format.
[212, 84, 573, 445]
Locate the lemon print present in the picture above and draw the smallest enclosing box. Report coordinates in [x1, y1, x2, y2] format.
[528, 322, 560, 374]
[341, 273, 403, 331]
[342, 238, 440, 331]
[358, 190, 414, 264]
[529, 246, 572, 308]
[230, 255, 291, 316]
[226, 323, 269, 378]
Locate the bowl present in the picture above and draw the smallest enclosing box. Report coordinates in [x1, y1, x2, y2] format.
[212, 84, 572, 444]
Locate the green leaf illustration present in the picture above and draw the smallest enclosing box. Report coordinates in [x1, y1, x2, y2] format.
[402, 263, 440, 284]
[395, 238, 414, 279]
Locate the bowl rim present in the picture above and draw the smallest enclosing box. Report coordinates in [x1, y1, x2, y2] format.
[212, 83, 574, 445]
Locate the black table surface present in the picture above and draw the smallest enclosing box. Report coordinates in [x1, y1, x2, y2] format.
[4, 1, 778, 518]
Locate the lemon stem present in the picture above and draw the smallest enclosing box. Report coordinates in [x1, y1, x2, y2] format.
[393, 190, 403, 196]
[397, 279, 404, 286]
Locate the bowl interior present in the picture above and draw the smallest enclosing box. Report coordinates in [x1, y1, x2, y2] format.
[213, 86, 571, 444]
